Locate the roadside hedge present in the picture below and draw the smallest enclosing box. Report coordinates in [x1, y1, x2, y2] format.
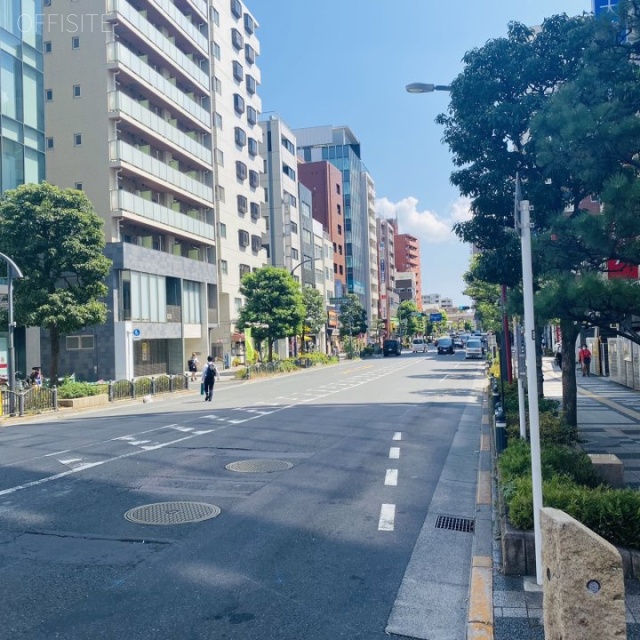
[57, 381, 106, 399]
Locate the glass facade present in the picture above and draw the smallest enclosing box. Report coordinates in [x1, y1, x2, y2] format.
[0, 0, 45, 193]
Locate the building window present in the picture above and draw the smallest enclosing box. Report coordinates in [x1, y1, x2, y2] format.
[337, 203, 341, 215]
[66, 335, 95, 350]
[233, 93, 245, 115]
[214, 112, 223, 129]
[212, 41, 221, 60]
[339, 265, 343, 275]
[215, 149, 224, 166]
[244, 13, 254, 34]
[282, 163, 295, 180]
[251, 234, 261, 252]
[73, 84, 81, 98]
[72, 36, 80, 49]
[234, 297, 243, 313]
[337, 224, 342, 235]
[248, 170, 259, 189]
[74, 133, 82, 146]
[281, 136, 295, 154]
[75, 182, 83, 190]
[220, 260, 228, 275]
[245, 75, 256, 95]
[248, 137, 258, 157]
[234, 126, 246, 147]
[290, 221, 298, 234]
[216, 185, 225, 202]
[245, 44, 255, 65]
[236, 161, 247, 181]
[237, 194, 248, 214]
[239, 263, 251, 278]
[284, 191, 297, 207]
[291, 248, 299, 260]
[232, 60, 243, 82]
[211, 6, 220, 25]
[246, 106, 257, 125]
[44, 41, 52, 53]
[214, 77, 222, 94]
[338, 244, 343, 255]
[46, 137, 54, 149]
[238, 229, 250, 247]
[45, 89, 53, 101]
[231, 0, 242, 19]
[218, 222, 227, 238]
[250, 202, 260, 220]
[336, 183, 341, 194]
[231, 28, 244, 51]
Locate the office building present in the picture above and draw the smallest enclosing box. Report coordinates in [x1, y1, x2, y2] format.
[377, 216, 399, 337]
[362, 170, 379, 331]
[394, 233, 422, 311]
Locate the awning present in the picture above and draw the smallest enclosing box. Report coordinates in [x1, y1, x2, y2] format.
[231, 332, 245, 342]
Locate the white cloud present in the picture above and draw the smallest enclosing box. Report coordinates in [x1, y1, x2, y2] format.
[374, 195, 472, 244]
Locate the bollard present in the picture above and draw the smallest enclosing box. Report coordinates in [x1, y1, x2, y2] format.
[495, 414, 507, 454]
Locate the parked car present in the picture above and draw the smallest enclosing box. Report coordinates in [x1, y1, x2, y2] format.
[437, 337, 455, 354]
[411, 338, 427, 353]
[464, 339, 484, 359]
[383, 339, 402, 357]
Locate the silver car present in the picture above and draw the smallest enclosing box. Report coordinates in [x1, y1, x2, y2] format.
[465, 339, 484, 359]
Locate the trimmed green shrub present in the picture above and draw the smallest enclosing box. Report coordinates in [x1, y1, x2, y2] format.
[506, 474, 640, 549]
[57, 381, 105, 399]
[538, 411, 578, 445]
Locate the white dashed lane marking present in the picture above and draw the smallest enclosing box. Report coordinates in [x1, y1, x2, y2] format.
[385, 469, 398, 486]
[378, 504, 396, 531]
[393, 432, 402, 441]
[389, 447, 400, 459]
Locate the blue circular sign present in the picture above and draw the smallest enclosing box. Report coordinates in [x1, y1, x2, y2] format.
[132, 328, 141, 337]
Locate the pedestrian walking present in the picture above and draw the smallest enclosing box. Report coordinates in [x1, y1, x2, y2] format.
[188, 352, 199, 381]
[555, 342, 562, 369]
[201, 356, 220, 401]
[579, 344, 592, 377]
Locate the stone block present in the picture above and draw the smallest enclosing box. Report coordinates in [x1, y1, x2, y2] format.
[588, 453, 624, 488]
[541, 507, 626, 640]
[58, 394, 109, 409]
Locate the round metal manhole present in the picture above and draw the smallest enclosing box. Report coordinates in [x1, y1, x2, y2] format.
[124, 501, 221, 525]
[225, 459, 294, 473]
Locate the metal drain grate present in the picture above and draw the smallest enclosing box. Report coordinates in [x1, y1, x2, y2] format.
[124, 501, 221, 525]
[435, 515, 475, 533]
[225, 459, 294, 473]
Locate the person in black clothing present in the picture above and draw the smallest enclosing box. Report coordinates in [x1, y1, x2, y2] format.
[201, 356, 220, 401]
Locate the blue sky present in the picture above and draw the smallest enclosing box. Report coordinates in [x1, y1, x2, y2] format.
[250, 0, 590, 305]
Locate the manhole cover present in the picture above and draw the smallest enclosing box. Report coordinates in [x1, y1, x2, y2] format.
[435, 515, 475, 533]
[225, 459, 294, 473]
[124, 501, 221, 525]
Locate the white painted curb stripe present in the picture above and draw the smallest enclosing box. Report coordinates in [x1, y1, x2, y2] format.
[378, 503, 396, 531]
[385, 469, 398, 486]
[389, 447, 400, 459]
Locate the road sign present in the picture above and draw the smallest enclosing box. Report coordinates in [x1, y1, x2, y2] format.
[132, 328, 141, 341]
[430, 313, 443, 322]
[329, 297, 349, 304]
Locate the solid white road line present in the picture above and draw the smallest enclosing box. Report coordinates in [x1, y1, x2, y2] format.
[389, 447, 400, 459]
[392, 432, 402, 441]
[385, 469, 398, 486]
[378, 504, 396, 531]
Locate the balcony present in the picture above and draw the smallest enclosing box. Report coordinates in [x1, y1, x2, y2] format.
[109, 92, 211, 166]
[113, 190, 215, 240]
[106, 0, 208, 91]
[110, 140, 213, 205]
[149, 0, 208, 53]
[107, 42, 209, 127]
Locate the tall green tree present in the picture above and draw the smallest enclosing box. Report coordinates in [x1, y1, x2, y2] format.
[338, 294, 367, 356]
[237, 266, 304, 362]
[0, 183, 111, 383]
[397, 300, 421, 337]
[301, 286, 326, 352]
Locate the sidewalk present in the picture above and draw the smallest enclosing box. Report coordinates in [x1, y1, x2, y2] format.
[491, 357, 640, 640]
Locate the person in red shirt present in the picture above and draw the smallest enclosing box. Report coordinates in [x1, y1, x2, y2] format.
[579, 345, 592, 377]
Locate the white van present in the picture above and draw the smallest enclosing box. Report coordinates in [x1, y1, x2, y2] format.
[412, 338, 427, 353]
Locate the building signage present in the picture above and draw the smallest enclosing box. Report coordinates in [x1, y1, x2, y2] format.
[430, 313, 443, 322]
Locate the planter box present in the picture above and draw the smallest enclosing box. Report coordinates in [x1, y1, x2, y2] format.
[58, 394, 109, 409]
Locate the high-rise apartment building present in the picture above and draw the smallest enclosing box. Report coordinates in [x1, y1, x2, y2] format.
[0, 1, 46, 375]
[44, 0, 217, 380]
[394, 233, 422, 310]
[376, 217, 399, 337]
[209, 0, 266, 361]
[362, 170, 379, 332]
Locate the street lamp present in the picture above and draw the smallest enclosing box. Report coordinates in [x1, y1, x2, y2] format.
[405, 82, 452, 94]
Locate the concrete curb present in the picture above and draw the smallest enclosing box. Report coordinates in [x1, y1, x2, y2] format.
[467, 398, 494, 640]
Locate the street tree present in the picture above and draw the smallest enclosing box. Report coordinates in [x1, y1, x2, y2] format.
[237, 266, 304, 362]
[338, 294, 367, 356]
[397, 300, 421, 338]
[463, 256, 502, 333]
[301, 286, 325, 353]
[0, 183, 111, 383]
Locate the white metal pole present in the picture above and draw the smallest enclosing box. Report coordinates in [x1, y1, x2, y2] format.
[514, 320, 527, 440]
[519, 200, 544, 585]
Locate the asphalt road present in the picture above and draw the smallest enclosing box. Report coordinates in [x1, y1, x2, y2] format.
[0, 349, 486, 639]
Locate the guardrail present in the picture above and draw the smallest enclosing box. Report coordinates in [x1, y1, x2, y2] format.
[1, 374, 190, 417]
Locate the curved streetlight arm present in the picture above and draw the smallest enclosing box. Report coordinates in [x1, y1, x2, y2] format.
[0, 252, 23, 279]
[405, 82, 452, 94]
[290, 256, 320, 277]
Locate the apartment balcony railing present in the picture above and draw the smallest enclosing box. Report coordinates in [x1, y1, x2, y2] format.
[108, 92, 211, 166]
[111, 140, 213, 204]
[113, 189, 215, 240]
[107, 42, 209, 127]
[107, 0, 208, 91]
[184, 0, 207, 21]
[150, 0, 208, 53]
